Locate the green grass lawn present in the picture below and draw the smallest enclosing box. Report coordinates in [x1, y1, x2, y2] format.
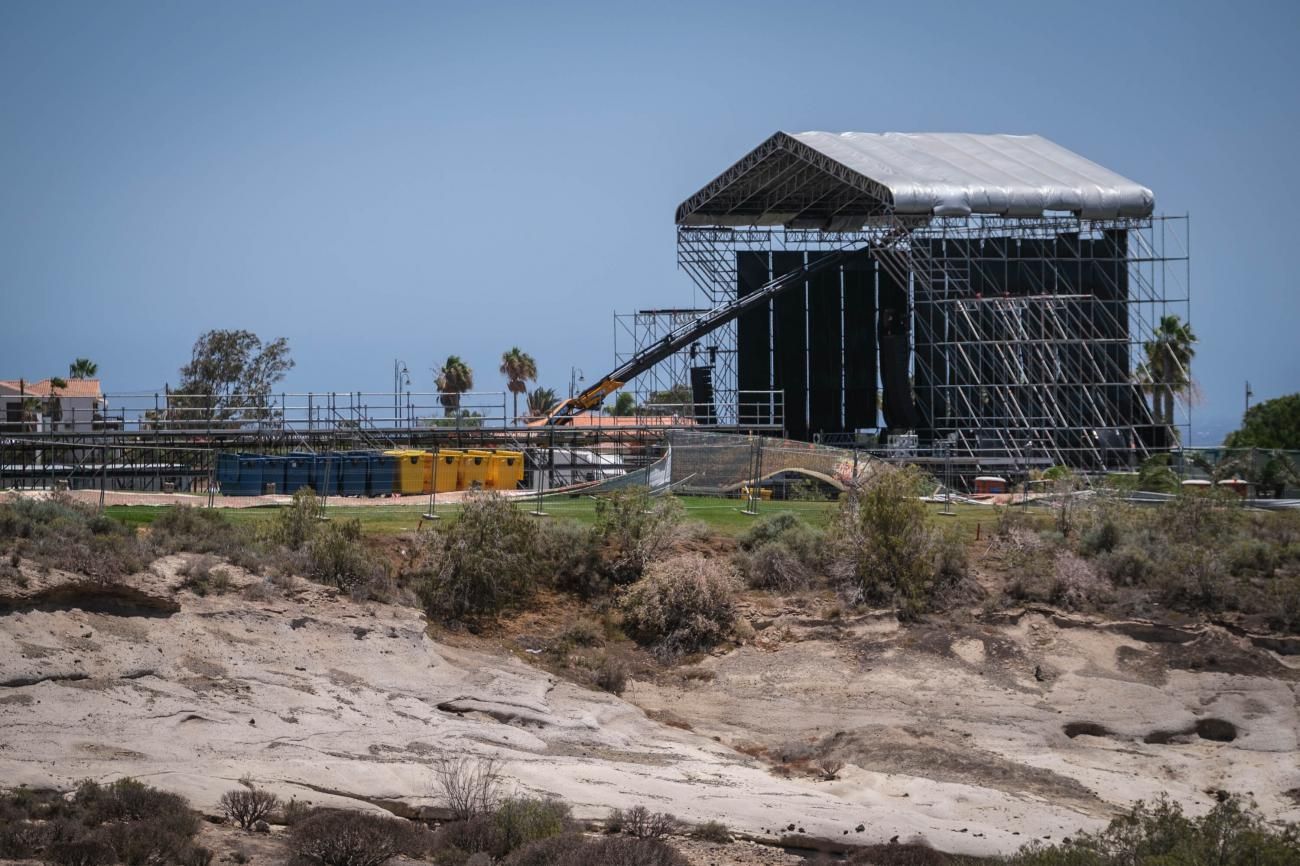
[106, 493, 1016, 538]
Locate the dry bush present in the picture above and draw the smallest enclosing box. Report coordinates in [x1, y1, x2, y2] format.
[847, 842, 953, 865]
[533, 520, 606, 597]
[0, 493, 145, 582]
[504, 835, 689, 866]
[500, 833, 588, 866]
[1001, 794, 1299, 865]
[593, 654, 628, 695]
[151, 505, 249, 556]
[1048, 552, 1111, 611]
[289, 810, 416, 866]
[432, 814, 501, 860]
[561, 618, 604, 647]
[432, 755, 503, 821]
[417, 493, 539, 621]
[268, 488, 319, 550]
[45, 837, 116, 866]
[833, 467, 964, 619]
[691, 821, 731, 843]
[98, 817, 210, 866]
[304, 519, 379, 593]
[618, 553, 741, 657]
[594, 489, 686, 585]
[0, 819, 50, 858]
[492, 797, 573, 855]
[736, 513, 827, 591]
[815, 759, 845, 781]
[80, 778, 197, 832]
[620, 806, 677, 840]
[180, 555, 233, 596]
[219, 785, 280, 830]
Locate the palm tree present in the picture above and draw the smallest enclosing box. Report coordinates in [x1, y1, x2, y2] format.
[434, 356, 474, 417]
[68, 358, 98, 379]
[45, 380, 66, 429]
[526, 386, 558, 418]
[1136, 314, 1196, 432]
[20, 396, 42, 432]
[499, 347, 538, 422]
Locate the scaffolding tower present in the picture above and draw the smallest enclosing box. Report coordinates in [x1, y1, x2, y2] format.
[656, 131, 1191, 469]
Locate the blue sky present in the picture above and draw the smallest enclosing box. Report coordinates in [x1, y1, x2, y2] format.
[2, 1, 1296, 441]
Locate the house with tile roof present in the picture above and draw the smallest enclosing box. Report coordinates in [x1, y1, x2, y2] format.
[0, 378, 106, 433]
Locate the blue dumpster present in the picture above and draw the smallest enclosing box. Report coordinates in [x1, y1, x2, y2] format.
[367, 451, 396, 497]
[218, 453, 265, 496]
[261, 455, 286, 494]
[310, 453, 340, 496]
[339, 452, 369, 497]
[216, 453, 240, 492]
[285, 453, 313, 494]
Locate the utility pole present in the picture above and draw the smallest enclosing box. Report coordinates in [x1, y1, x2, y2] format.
[1245, 380, 1253, 417]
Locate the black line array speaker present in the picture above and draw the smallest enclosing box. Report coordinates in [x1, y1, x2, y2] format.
[842, 256, 877, 431]
[689, 365, 717, 425]
[736, 251, 771, 424]
[772, 251, 809, 441]
[807, 252, 843, 437]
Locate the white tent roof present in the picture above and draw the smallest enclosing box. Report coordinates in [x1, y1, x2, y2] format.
[792, 131, 1153, 218]
[675, 131, 1154, 226]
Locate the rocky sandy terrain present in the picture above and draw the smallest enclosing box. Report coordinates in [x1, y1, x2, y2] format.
[2, 558, 1298, 859]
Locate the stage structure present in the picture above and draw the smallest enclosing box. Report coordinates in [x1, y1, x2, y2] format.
[629, 131, 1191, 469]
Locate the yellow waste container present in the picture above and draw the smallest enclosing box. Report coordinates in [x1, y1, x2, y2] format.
[487, 450, 524, 490]
[432, 449, 461, 493]
[459, 450, 492, 490]
[386, 450, 432, 495]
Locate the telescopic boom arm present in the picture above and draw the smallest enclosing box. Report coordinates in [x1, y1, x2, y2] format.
[539, 245, 873, 424]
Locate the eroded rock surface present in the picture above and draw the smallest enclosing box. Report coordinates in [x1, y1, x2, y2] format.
[2, 561, 1298, 857]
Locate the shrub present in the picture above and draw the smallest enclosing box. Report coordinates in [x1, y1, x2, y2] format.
[304, 518, 379, 593]
[691, 821, 730, 843]
[432, 814, 501, 860]
[594, 489, 685, 585]
[417, 493, 538, 621]
[621, 806, 676, 840]
[271, 488, 320, 550]
[219, 785, 280, 830]
[0, 819, 49, 858]
[533, 520, 606, 597]
[150, 506, 246, 557]
[1048, 552, 1110, 611]
[562, 618, 604, 648]
[735, 514, 827, 591]
[180, 555, 234, 596]
[833, 467, 939, 619]
[503, 836, 689, 866]
[45, 838, 116, 866]
[279, 798, 317, 826]
[575, 837, 688, 865]
[493, 797, 573, 855]
[83, 778, 197, 834]
[1079, 515, 1121, 556]
[500, 833, 589, 866]
[593, 654, 627, 695]
[0, 493, 144, 581]
[290, 810, 415, 866]
[98, 818, 204, 866]
[1096, 544, 1153, 586]
[1225, 537, 1277, 576]
[618, 554, 741, 657]
[1003, 794, 1298, 865]
[432, 755, 503, 821]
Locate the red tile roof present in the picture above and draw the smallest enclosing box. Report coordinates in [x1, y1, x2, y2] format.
[0, 378, 103, 398]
